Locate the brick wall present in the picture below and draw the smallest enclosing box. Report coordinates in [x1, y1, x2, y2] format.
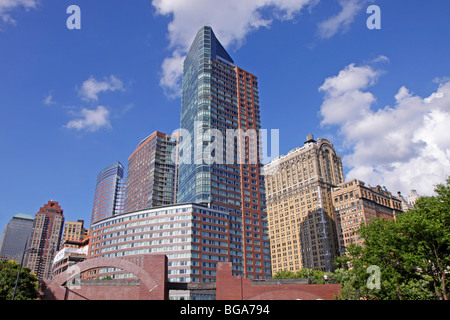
[216, 262, 341, 300]
[40, 254, 167, 300]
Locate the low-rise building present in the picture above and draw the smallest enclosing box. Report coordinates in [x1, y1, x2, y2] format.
[52, 237, 89, 277]
[87, 202, 258, 299]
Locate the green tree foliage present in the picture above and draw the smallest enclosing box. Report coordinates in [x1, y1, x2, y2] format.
[342, 177, 450, 300]
[272, 270, 297, 279]
[0, 259, 39, 300]
[273, 268, 335, 284]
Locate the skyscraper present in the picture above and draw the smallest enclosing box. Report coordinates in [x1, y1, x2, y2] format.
[26, 201, 65, 280]
[91, 162, 126, 225]
[0, 213, 34, 263]
[263, 135, 344, 273]
[175, 26, 270, 278]
[124, 131, 177, 213]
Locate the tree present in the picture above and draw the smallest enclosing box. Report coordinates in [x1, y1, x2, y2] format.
[332, 267, 366, 300]
[273, 268, 335, 284]
[272, 270, 297, 279]
[396, 177, 450, 300]
[343, 177, 450, 300]
[0, 259, 39, 300]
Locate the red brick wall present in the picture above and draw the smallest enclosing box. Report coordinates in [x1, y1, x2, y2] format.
[63, 284, 141, 300]
[40, 254, 167, 300]
[41, 256, 340, 300]
[216, 262, 341, 300]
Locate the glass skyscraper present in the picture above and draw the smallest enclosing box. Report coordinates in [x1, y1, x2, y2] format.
[0, 213, 34, 263]
[177, 26, 236, 206]
[91, 162, 126, 225]
[175, 26, 271, 279]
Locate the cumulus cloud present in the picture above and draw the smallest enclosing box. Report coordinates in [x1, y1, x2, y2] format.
[319, 60, 450, 196]
[64, 105, 111, 132]
[317, 0, 369, 39]
[152, 0, 317, 98]
[319, 63, 379, 125]
[0, 0, 38, 25]
[60, 75, 129, 132]
[78, 75, 124, 102]
[159, 51, 185, 98]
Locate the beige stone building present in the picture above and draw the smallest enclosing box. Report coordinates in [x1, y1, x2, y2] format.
[61, 219, 89, 248]
[331, 179, 403, 254]
[263, 135, 344, 274]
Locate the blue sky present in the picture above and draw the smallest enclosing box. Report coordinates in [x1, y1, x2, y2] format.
[1, 0, 449, 230]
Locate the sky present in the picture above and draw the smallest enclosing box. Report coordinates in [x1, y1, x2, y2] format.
[1, 0, 449, 231]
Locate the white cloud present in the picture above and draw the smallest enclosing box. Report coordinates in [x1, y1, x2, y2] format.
[152, 0, 317, 98]
[65, 105, 111, 132]
[317, 0, 368, 39]
[0, 0, 38, 25]
[43, 91, 55, 106]
[159, 51, 185, 99]
[371, 55, 389, 64]
[57, 75, 128, 132]
[319, 61, 450, 196]
[319, 63, 380, 125]
[78, 75, 124, 102]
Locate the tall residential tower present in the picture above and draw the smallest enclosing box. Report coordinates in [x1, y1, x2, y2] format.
[175, 26, 270, 279]
[26, 201, 65, 280]
[124, 131, 177, 213]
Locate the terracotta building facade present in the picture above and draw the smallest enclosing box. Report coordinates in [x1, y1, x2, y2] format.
[26, 201, 65, 280]
[331, 179, 403, 253]
[125, 131, 177, 213]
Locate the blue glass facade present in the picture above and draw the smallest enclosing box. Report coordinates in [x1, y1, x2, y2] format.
[178, 26, 240, 210]
[175, 26, 271, 279]
[91, 162, 126, 225]
[0, 213, 34, 263]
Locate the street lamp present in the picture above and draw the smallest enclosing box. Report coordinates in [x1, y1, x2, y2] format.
[12, 238, 36, 300]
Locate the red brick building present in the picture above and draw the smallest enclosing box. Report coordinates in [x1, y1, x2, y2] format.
[125, 131, 177, 212]
[332, 179, 403, 253]
[26, 201, 65, 280]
